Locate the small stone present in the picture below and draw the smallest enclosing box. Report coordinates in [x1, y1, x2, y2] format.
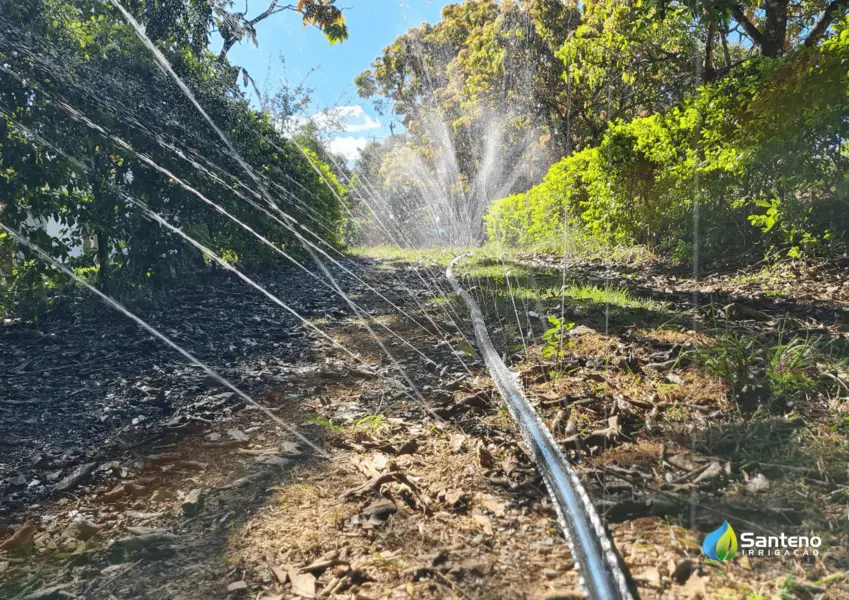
[181, 488, 204, 517]
[227, 580, 248, 592]
[206, 432, 221, 442]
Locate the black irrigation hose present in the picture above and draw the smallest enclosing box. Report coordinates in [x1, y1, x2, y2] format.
[447, 256, 635, 600]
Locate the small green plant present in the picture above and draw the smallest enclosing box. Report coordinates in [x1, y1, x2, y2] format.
[692, 331, 847, 404]
[541, 315, 575, 359]
[353, 414, 385, 431]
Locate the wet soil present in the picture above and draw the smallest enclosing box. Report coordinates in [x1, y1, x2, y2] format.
[1, 254, 848, 599]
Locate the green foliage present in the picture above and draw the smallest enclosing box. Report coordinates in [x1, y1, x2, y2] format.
[540, 315, 574, 359]
[353, 0, 580, 214]
[352, 415, 386, 432]
[691, 331, 847, 403]
[0, 0, 349, 317]
[487, 15, 849, 260]
[558, 0, 697, 145]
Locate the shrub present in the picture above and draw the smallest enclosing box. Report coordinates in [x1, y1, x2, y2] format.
[486, 23, 849, 261]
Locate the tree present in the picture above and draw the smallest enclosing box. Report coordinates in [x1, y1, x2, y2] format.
[656, 0, 849, 59]
[351, 1, 581, 243]
[557, 0, 699, 146]
[0, 0, 347, 314]
[216, 0, 347, 61]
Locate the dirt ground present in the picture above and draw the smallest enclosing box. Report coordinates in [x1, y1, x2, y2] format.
[1, 253, 848, 599]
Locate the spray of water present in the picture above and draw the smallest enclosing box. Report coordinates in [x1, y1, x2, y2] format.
[0, 66, 454, 376]
[0, 221, 329, 458]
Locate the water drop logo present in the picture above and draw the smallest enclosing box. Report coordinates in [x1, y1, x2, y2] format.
[702, 521, 738, 561]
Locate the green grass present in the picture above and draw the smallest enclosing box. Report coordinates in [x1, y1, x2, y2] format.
[349, 244, 539, 278]
[560, 282, 660, 310]
[352, 414, 386, 431]
[348, 245, 476, 266]
[525, 227, 653, 264]
[691, 331, 848, 403]
[306, 416, 340, 430]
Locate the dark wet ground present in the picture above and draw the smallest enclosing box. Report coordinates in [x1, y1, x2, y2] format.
[0, 263, 355, 517]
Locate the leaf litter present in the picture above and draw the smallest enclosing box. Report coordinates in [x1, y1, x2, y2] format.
[0, 254, 848, 598]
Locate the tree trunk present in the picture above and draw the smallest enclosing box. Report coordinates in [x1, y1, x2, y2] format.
[720, 24, 732, 68]
[762, 0, 789, 57]
[96, 230, 109, 287]
[704, 21, 717, 83]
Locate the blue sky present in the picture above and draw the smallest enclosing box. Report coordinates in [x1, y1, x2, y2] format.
[216, 0, 456, 160]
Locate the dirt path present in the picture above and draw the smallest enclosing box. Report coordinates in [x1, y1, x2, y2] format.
[1, 253, 848, 599]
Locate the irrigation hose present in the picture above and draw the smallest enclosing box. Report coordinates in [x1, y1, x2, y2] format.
[446, 256, 635, 600]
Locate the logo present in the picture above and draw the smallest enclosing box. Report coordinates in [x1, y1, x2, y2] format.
[702, 521, 822, 560]
[702, 521, 738, 561]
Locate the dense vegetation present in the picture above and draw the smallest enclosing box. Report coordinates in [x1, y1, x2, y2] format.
[353, 0, 849, 261]
[3, 0, 849, 317]
[0, 0, 348, 317]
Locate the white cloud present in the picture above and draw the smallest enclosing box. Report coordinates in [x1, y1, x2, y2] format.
[313, 105, 381, 133]
[277, 105, 381, 139]
[328, 136, 368, 161]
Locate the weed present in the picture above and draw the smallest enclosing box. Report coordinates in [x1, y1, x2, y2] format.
[306, 416, 340, 430]
[560, 282, 655, 310]
[353, 414, 385, 431]
[541, 315, 574, 359]
[692, 331, 847, 405]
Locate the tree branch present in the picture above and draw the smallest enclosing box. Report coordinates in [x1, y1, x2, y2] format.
[804, 0, 849, 47]
[730, 4, 768, 50]
[249, 1, 298, 26]
[704, 20, 717, 82]
[719, 23, 732, 67]
[218, 2, 297, 62]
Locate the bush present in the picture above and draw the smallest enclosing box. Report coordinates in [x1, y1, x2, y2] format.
[486, 23, 849, 261]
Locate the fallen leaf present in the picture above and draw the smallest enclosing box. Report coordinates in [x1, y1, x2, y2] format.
[0, 522, 36, 551]
[288, 567, 316, 597]
[481, 494, 505, 517]
[472, 514, 493, 535]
